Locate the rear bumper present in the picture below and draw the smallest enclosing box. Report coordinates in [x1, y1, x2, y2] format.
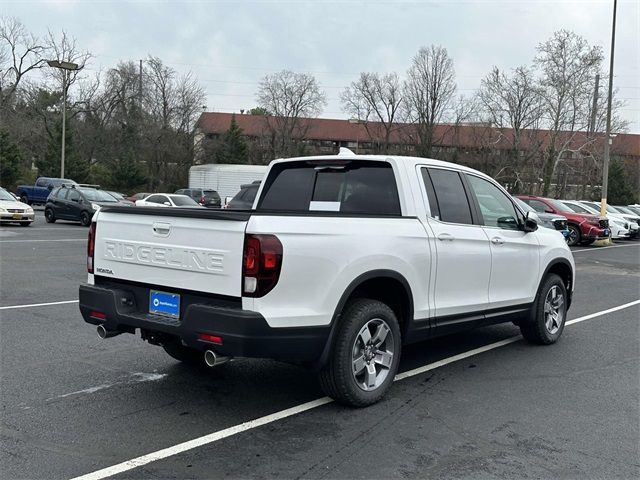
[79, 283, 329, 362]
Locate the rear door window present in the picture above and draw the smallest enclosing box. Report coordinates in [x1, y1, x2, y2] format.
[258, 161, 401, 215]
[424, 168, 473, 225]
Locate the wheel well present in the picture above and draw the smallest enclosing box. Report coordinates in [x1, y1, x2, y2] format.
[546, 261, 573, 307]
[346, 277, 412, 334]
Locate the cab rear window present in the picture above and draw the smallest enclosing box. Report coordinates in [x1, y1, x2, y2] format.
[257, 161, 401, 215]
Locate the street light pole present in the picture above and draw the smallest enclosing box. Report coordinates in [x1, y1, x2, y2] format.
[47, 60, 80, 179]
[61, 69, 67, 179]
[600, 0, 617, 217]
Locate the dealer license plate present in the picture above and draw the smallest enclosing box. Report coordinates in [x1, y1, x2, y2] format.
[149, 290, 180, 318]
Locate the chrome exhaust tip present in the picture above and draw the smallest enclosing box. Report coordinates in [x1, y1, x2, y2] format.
[97, 325, 122, 339]
[204, 349, 231, 367]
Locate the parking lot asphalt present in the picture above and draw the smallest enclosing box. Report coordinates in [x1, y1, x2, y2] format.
[1, 213, 639, 480]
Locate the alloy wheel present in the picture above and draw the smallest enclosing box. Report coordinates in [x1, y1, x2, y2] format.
[351, 318, 395, 391]
[544, 285, 564, 335]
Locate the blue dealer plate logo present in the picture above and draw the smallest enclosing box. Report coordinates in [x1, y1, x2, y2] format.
[149, 290, 180, 318]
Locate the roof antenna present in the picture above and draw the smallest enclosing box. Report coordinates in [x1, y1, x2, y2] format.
[338, 147, 356, 156]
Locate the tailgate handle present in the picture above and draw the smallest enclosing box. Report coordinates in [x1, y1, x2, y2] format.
[152, 222, 172, 236]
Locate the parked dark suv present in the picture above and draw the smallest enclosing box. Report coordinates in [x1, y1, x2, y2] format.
[174, 188, 221, 208]
[225, 181, 260, 209]
[45, 185, 130, 226]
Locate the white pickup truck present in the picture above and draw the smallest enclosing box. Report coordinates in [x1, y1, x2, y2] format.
[79, 150, 575, 407]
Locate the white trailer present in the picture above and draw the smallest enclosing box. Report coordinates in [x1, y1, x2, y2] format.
[189, 164, 268, 204]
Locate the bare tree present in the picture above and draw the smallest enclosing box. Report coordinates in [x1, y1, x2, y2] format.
[44, 29, 91, 91]
[256, 70, 326, 157]
[0, 17, 48, 108]
[477, 66, 544, 182]
[341, 72, 403, 154]
[403, 46, 457, 157]
[534, 30, 604, 195]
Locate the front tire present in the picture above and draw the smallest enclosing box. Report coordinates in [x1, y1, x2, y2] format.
[520, 274, 567, 345]
[566, 224, 581, 247]
[44, 208, 56, 223]
[318, 299, 401, 407]
[20, 194, 30, 205]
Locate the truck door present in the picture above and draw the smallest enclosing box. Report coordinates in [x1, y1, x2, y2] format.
[463, 174, 540, 309]
[418, 167, 491, 334]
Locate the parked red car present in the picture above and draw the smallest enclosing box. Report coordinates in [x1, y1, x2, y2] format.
[516, 195, 609, 246]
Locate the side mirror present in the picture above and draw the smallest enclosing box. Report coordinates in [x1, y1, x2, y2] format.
[47, 184, 53, 190]
[71, 197, 79, 203]
[523, 212, 538, 233]
[163, 202, 171, 206]
[544, 208, 554, 214]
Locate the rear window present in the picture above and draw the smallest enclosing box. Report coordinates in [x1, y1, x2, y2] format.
[257, 161, 401, 215]
[203, 190, 220, 200]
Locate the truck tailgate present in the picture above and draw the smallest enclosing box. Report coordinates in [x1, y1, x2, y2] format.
[93, 208, 249, 297]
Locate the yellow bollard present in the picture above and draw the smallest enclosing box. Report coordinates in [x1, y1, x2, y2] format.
[593, 237, 613, 247]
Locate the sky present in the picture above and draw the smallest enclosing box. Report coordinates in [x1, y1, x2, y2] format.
[5, 0, 640, 133]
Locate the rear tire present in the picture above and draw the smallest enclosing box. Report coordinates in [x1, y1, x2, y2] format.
[520, 274, 567, 345]
[44, 208, 56, 223]
[162, 342, 204, 365]
[566, 224, 581, 247]
[80, 211, 91, 227]
[318, 299, 401, 407]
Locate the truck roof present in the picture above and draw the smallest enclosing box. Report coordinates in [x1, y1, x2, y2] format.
[270, 151, 493, 181]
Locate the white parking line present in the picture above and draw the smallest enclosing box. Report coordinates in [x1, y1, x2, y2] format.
[69, 298, 640, 480]
[0, 300, 79, 311]
[572, 243, 640, 253]
[0, 238, 86, 243]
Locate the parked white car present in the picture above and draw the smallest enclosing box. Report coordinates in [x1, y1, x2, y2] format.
[135, 194, 203, 208]
[0, 187, 35, 226]
[579, 201, 639, 238]
[560, 200, 630, 239]
[81, 151, 575, 407]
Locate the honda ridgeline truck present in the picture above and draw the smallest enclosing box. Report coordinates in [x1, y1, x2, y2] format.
[79, 150, 575, 407]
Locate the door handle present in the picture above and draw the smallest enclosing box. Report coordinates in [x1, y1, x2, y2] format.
[491, 237, 504, 245]
[152, 222, 172, 236]
[437, 233, 454, 242]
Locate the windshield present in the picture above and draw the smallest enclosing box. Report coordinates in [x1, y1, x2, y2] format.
[613, 206, 633, 215]
[626, 206, 640, 216]
[545, 198, 573, 213]
[171, 195, 199, 206]
[0, 189, 16, 201]
[107, 191, 124, 200]
[562, 202, 592, 214]
[514, 197, 534, 213]
[80, 189, 118, 202]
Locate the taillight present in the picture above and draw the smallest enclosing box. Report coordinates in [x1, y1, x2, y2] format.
[87, 222, 96, 273]
[242, 234, 282, 297]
